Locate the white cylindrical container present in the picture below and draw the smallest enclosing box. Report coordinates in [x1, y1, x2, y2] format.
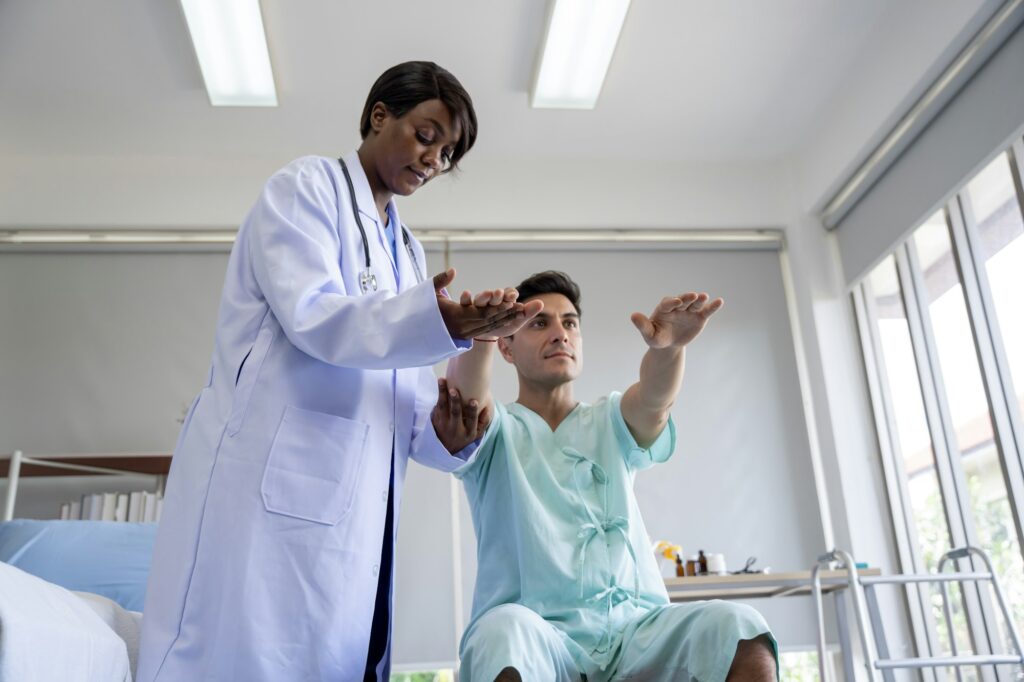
[706, 553, 727, 575]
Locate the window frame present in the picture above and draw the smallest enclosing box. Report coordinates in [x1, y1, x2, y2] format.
[854, 136, 1024, 679]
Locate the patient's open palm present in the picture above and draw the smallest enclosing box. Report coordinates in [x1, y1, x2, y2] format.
[630, 293, 724, 349]
[459, 287, 544, 340]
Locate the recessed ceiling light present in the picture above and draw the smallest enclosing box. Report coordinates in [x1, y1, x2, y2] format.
[180, 0, 278, 107]
[531, 0, 631, 109]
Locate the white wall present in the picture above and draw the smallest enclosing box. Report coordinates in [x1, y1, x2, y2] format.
[0, 155, 791, 231]
[791, 0, 994, 213]
[782, 213, 918, 664]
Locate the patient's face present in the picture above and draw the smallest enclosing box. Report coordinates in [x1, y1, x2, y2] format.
[500, 292, 582, 387]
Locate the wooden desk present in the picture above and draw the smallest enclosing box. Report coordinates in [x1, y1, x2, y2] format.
[665, 568, 881, 602]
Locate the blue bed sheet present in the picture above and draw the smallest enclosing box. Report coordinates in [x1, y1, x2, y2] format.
[0, 519, 156, 612]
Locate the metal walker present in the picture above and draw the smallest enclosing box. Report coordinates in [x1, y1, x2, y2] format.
[811, 546, 1024, 681]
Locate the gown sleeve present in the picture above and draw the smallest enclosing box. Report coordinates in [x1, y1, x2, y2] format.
[608, 391, 676, 471]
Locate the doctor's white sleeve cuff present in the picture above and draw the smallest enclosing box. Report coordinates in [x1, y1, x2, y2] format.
[410, 420, 482, 474]
[409, 279, 472, 356]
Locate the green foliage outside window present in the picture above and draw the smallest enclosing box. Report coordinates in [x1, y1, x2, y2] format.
[391, 671, 453, 682]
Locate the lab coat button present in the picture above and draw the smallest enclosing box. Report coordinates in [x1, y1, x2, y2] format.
[372, 564, 380, 577]
[389, 422, 395, 432]
[381, 490, 387, 502]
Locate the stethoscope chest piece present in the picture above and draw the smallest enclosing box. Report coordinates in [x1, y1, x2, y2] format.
[359, 268, 378, 294]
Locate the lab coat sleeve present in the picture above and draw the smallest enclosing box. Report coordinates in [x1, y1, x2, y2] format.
[248, 157, 466, 369]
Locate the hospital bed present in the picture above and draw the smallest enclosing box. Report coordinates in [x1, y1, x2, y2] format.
[0, 519, 156, 680]
[2, 449, 171, 521]
[0, 450, 165, 681]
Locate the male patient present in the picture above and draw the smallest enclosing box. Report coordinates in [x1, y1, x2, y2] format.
[440, 271, 777, 682]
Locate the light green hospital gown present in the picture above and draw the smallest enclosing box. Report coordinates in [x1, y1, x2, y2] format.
[455, 392, 777, 682]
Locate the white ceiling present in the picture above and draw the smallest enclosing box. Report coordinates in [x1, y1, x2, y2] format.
[0, 0, 901, 165]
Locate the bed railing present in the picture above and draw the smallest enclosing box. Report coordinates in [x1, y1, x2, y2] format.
[1, 450, 171, 521]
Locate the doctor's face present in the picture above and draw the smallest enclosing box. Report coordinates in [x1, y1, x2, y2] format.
[368, 99, 462, 196]
[499, 293, 583, 387]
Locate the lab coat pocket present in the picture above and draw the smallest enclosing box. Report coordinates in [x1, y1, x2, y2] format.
[261, 405, 369, 525]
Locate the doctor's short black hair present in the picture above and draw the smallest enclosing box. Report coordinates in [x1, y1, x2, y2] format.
[360, 61, 478, 173]
[515, 271, 581, 316]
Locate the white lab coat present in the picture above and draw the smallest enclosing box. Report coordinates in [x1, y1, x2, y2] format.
[136, 152, 471, 681]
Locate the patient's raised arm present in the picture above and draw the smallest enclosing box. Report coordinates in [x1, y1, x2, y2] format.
[621, 292, 723, 447]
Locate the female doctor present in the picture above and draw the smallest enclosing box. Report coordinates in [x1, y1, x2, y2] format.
[137, 62, 539, 682]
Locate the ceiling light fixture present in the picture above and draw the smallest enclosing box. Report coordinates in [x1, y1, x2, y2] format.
[179, 0, 278, 106]
[530, 0, 631, 109]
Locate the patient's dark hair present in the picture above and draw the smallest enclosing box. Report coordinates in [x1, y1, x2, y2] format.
[359, 61, 477, 173]
[515, 271, 581, 316]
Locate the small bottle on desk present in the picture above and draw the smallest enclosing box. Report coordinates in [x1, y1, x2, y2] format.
[675, 554, 685, 577]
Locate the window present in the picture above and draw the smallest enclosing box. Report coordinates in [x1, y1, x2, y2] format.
[855, 137, 1024, 671]
[962, 152, 1024, 426]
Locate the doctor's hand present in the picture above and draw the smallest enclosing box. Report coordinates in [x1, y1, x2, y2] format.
[630, 292, 724, 349]
[432, 378, 490, 454]
[433, 269, 532, 340]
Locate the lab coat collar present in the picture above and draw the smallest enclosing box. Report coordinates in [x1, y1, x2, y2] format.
[340, 150, 401, 278]
[340, 150, 386, 228]
[339, 149, 403, 231]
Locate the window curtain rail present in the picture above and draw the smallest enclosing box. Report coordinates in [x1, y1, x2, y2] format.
[822, 0, 1024, 229]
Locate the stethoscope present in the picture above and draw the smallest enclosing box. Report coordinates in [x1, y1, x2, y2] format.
[338, 157, 424, 294]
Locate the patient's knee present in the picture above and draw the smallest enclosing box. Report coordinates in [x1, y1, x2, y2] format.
[702, 600, 766, 626]
[461, 605, 573, 681]
[726, 634, 776, 682]
[494, 667, 522, 682]
[470, 603, 547, 641]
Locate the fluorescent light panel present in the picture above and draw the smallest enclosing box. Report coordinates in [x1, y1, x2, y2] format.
[180, 0, 277, 106]
[531, 0, 631, 109]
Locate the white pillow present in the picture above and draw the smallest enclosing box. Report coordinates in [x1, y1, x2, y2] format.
[0, 562, 131, 682]
[74, 590, 143, 679]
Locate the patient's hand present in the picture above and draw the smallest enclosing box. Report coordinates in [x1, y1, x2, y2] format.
[432, 378, 490, 454]
[630, 292, 724, 349]
[458, 287, 543, 340]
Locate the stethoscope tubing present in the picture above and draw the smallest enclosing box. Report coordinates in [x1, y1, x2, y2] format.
[338, 157, 424, 292]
